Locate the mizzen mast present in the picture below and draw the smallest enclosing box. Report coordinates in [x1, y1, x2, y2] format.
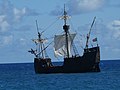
[85, 17, 96, 49]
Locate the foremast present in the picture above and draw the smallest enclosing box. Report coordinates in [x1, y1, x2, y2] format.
[29, 20, 48, 59]
[36, 20, 44, 58]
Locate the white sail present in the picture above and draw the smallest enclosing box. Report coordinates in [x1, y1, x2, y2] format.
[54, 33, 76, 57]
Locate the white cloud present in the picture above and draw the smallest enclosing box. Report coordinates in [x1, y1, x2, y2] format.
[0, 15, 5, 22]
[0, 35, 13, 47]
[0, 15, 10, 32]
[50, 0, 106, 15]
[3, 35, 13, 45]
[13, 8, 26, 22]
[67, 0, 106, 14]
[0, 0, 41, 52]
[112, 48, 120, 52]
[0, 0, 39, 32]
[80, 0, 104, 9]
[19, 38, 26, 45]
[77, 19, 120, 59]
[107, 20, 120, 39]
[13, 7, 39, 22]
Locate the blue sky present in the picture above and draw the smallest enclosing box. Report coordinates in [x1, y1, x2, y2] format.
[0, 0, 120, 63]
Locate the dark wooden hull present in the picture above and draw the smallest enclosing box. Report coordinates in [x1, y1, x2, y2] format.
[34, 46, 100, 74]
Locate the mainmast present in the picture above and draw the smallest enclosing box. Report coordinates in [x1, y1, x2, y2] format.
[62, 5, 70, 58]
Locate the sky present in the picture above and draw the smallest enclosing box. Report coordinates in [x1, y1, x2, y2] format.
[0, 0, 120, 63]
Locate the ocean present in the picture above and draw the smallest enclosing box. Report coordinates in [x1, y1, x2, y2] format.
[0, 60, 120, 90]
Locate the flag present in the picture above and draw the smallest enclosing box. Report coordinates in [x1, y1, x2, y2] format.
[92, 37, 97, 42]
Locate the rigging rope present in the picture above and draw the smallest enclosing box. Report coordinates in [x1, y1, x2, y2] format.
[68, 32, 79, 56]
[36, 41, 53, 57]
[69, 19, 85, 50]
[41, 18, 60, 34]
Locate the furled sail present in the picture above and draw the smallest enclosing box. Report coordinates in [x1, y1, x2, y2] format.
[32, 39, 47, 44]
[54, 33, 76, 57]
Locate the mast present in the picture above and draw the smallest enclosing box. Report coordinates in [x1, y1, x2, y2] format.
[62, 4, 70, 58]
[29, 20, 50, 59]
[85, 17, 96, 49]
[35, 20, 44, 58]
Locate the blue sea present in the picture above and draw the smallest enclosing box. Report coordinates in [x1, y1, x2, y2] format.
[0, 60, 120, 90]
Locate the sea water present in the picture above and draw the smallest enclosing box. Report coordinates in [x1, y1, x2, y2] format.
[0, 60, 120, 90]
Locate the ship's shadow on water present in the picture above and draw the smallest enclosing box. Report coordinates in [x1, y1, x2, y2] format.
[0, 60, 120, 90]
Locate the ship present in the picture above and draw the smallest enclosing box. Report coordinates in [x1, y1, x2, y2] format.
[28, 6, 100, 74]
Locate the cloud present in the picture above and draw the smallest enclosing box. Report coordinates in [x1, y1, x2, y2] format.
[77, 19, 120, 59]
[0, 0, 39, 32]
[107, 20, 120, 30]
[67, 0, 106, 14]
[106, 0, 120, 8]
[107, 20, 120, 39]
[14, 7, 39, 22]
[0, 15, 10, 32]
[49, 5, 63, 16]
[13, 8, 26, 22]
[99, 20, 120, 59]
[0, 35, 13, 47]
[0, 0, 39, 48]
[3, 35, 13, 45]
[23, 7, 40, 16]
[50, 0, 106, 15]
